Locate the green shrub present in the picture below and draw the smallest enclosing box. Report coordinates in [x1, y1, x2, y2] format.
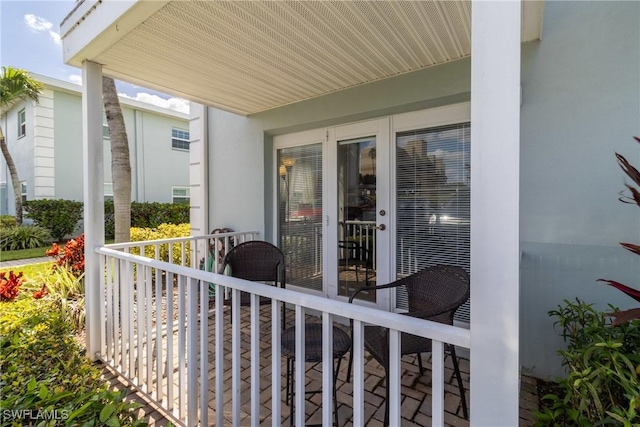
[0, 225, 52, 250]
[535, 299, 640, 426]
[24, 199, 83, 241]
[0, 298, 146, 426]
[104, 201, 189, 239]
[0, 215, 16, 228]
[130, 223, 191, 265]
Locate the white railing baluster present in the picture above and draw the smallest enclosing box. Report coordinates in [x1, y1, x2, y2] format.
[113, 259, 120, 369]
[199, 278, 209, 427]
[187, 277, 198, 426]
[322, 313, 333, 426]
[250, 293, 260, 427]
[105, 255, 113, 363]
[166, 271, 174, 411]
[388, 329, 401, 426]
[352, 320, 364, 426]
[155, 252, 163, 401]
[178, 273, 186, 419]
[146, 265, 153, 391]
[271, 300, 282, 427]
[231, 288, 241, 426]
[294, 306, 305, 427]
[137, 261, 145, 383]
[100, 254, 106, 358]
[127, 258, 135, 378]
[432, 340, 445, 427]
[215, 282, 224, 427]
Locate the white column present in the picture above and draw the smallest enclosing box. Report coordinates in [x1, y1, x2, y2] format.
[470, 1, 521, 425]
[82, 61, 104, 360]
[189, 103, 209, 259]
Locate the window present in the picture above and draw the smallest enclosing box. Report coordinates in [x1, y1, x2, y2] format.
[277, 144, 323, 292]
[396, 123, 471, 323]
[20, 181, 27, 203]
[17, 109, 26, 138]
[172, 128, 190, 150]
[103, 125, 110, 139]
[172, 186, 190, 204]
[104, 183, 114, 202]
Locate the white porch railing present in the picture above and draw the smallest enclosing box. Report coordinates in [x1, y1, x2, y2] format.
[94, 231, 471, 426]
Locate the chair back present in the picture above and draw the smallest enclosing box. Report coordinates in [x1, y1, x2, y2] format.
[403, 265, 469, 325]
[219, 240, 286, 288]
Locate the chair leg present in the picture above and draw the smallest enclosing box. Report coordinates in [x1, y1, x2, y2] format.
[334, 357, 343, 427]
[384, 365, 390, 427]
[449, 346, 468, 420]
[346, 345, 353, 383]
[417, 353, 424, 376]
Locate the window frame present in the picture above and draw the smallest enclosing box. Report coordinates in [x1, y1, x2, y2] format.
[17, 109, 26, 139]
[171, 128, 190, 151]
[172, 186, 190, 204]
[20, 181, 27, 203]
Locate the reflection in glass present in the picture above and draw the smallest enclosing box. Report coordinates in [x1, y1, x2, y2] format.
[337, 137, 377, 301]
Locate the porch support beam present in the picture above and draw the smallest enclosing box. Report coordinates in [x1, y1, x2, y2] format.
[470, 1, 521, 425]
[82, 60, 105, 360]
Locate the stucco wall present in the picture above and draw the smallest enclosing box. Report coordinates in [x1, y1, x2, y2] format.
[203, 0, 639, 378]
[519, 0, 640, 378]
[53, 90, 188, 204]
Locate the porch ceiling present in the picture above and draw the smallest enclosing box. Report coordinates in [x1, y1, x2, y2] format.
[61, 0, 543, 116]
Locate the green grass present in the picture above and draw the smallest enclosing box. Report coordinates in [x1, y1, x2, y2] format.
[0, 246, 49, 262]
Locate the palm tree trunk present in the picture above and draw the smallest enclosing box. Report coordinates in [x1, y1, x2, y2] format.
[0, 126, 23, 225]
[102, 77, 131, 243]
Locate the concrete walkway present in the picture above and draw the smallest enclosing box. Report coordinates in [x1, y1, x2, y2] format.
[0, 256, 52, 269]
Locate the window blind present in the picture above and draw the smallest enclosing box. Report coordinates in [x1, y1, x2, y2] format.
[278, 144, 323, 291]
[396, 123, 471, 324]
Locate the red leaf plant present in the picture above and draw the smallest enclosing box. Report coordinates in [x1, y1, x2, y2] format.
[600, 136, 640, 325]
[32, 283, 47, 299]
[47, 233, 85, 277]
[0, 271, 26, 301]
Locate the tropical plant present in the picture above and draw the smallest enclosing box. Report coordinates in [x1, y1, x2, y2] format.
[130, 223, 191, 265]
[40, 268, 86, 330]
[0, 215, 16, 228]
[535, 299, 640, 426]
[0, 67, 44, 225]
[599, 136, 640, 325]
[24, 198, 83, 241]
[46, 233, 85, 276]
[103, 76, 132, 244]
[0, 298, 146, 426]
[0, 271, 25, 301]
[0, 225, 52, 250]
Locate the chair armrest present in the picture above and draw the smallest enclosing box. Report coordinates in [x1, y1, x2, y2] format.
[348, 280, 405, 303]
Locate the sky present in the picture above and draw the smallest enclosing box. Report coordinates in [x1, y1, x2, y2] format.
[0, 0, 189, 113]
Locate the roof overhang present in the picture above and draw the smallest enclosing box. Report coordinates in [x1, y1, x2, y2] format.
[61, 0, 544, 116]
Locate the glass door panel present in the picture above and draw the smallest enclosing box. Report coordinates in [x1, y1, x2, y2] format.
[278, 144, 323, 291]
[337, 136, 377, 301]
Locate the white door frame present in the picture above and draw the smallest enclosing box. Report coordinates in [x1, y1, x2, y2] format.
[273, 103, 471, 312]
[326, 118, 391, 311]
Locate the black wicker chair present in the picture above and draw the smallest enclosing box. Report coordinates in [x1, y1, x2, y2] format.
[338, 240, 372, 286]
[347, 265, 470, 424]
[218, 241, 286, 330]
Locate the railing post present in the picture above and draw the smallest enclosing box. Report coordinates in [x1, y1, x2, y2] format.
[82, 60, 104, 360]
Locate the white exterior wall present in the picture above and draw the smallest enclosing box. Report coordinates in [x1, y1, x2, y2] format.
[33, 89, 55, 199]
[1, 75, 189, 216]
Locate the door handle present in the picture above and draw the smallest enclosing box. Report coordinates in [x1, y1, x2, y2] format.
[375, 224, 386, 231]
